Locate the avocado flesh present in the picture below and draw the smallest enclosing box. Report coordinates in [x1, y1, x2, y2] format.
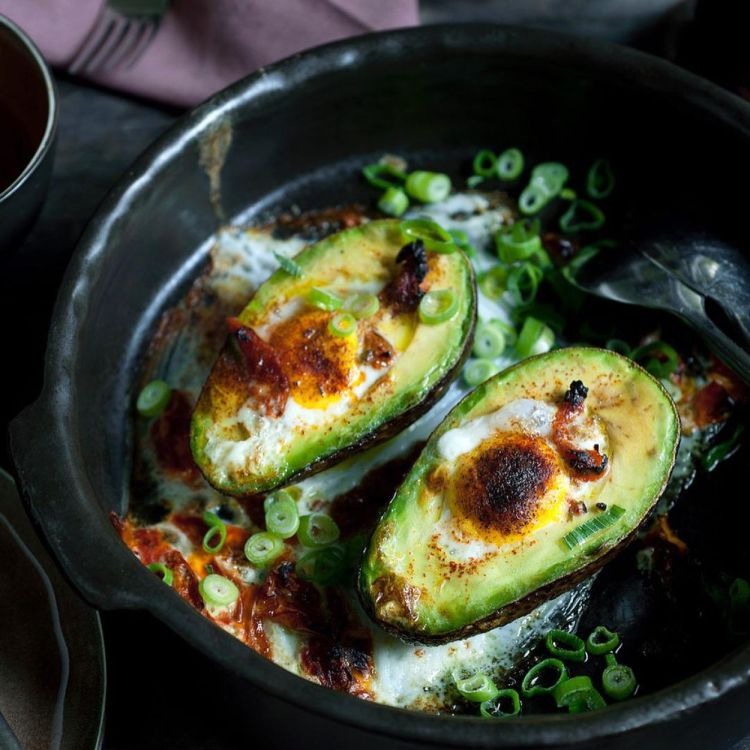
[191, 219, 476, 496]
[359, 347, 680, 643]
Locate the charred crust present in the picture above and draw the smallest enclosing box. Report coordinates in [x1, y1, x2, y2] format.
[360, 329, 396, 369]
[381, 240, 428, 313]
[561, 447, 609, 476]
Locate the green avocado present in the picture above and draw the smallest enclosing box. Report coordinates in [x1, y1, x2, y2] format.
[359, 347, 680, 643]
[191, 219, 476, 496]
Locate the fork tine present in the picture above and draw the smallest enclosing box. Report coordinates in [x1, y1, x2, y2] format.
[81, 12, 130, 74]
[100, 18, 144, 72]
[68, 9, 113, 74]
[119, 17, 159, 70]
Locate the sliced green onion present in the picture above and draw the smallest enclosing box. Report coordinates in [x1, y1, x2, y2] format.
[605, 338, 632, 356]
[473, 149, 497, 178]
[464, 359, 499, 387]
[512, 302, 565, 334]
[284, 486, 303, 502]
[199, 573, 239, 607]
[586, 625, 620, 655]
[520, 658, 568, 697]
[378, 186, 409, 217]
[562, 505, 626, 550]
[560, 199, 606, 233]
[631, 340, 680, 378]
[307, 287, 343, 311]
[587, 158, 615, 199]
[560, 245, 602, 286]
[568, 688, 607, 713]
[532, 162, 569, 196]
[244, 532, 285, 566]
[264, 494, 300, 539]
[496, 148, 524, 180]
[507, 263, 545, 305]
[344, 292, 380, 319]
[405, 170, 452, 203]
[545, 629, 586, 662]
[202, 511, 227, 554]
[703, 424, 744, 472]
[495, 219, 542, 264]
[448, 228, 478, 258]
[328, 312, 357, 337]
[516, 316, 555, 358]
[473, 321, 506, 359]
[552, 675, 594, 708]
[296, 545, 348, 586]
[298, 513, 340, 548]
[454, 672, 499, 703]
[362, 162, 407, 191]
[399, 218, 456, 253]
[467, 174, 485, 188]
[518, 184, 549, 216]
[136, 380, 172, 418]
[147, 562, 173, 586]
[478, 266, 509, 300]
[491, 318, 517, 346]
[419, 289, 459, 325]
[264, 488, 295, 512]
[274, 251, 303, 277]
[480, 689, 521, 718]
[560, 187, 577, 201]
[602, 659, 636, 701]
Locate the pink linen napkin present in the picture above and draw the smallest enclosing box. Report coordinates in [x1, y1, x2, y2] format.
[0, 0, 419, 106]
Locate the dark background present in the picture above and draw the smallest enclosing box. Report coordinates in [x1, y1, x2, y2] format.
[2, 1, 750, 747]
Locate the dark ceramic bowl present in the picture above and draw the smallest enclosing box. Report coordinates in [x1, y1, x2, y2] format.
[0, 14, 57, 251]
[9, 24, 750, 750]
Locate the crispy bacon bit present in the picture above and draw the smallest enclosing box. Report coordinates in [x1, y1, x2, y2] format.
[553, 380, 609, 481]
[150, 390, 202, 484]
[360, 329, 396, 369]
[226, 317, 289, 417]
[380, 240, 428, 313]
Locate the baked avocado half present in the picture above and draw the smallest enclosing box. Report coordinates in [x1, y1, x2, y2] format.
[191, 219, 476, 496]
[359, 347, 680, 644]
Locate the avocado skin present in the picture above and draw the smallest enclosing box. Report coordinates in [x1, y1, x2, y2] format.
[358, 347, 681, 644]
[190, 219, 477, 497]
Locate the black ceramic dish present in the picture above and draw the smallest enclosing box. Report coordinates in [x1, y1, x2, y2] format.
[9, 25, 750, 750]
[0, 14, 57, 251]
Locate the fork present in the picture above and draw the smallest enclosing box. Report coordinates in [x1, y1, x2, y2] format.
[68, 0, 170, 75]
[572, 234, 750, 384]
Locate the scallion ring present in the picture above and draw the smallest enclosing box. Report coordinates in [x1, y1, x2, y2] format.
[496, 148, 524, 180]
[495, 219, 542, 264]
[605, 339, 632, 356]
[559, 199, 606, 233]
[587, 158, 615, 199]
[531, 162, 569, 196]
[516, 316, 555, 359]
[520, 658, 568, 697]
[562, 505, 626, 550]
[586, 625, 620, 655]
[630, 340, 680, 379]
[307, 287, 343, 311]
[147, 562, 173, 586]
[378, 186, 409, 217]
[202, 511, 228, 554]
[507, 263, 544, 305]
[199, 573, 240, 607]
[472, 149, 497, 178]
[264, 494, 300, 539]
[362, 162, 407, 191]
[703, 424, 745, 472]
[399, 218, 456, 253]
[448, 228, 478, 258]
[404, 170, 452, 203]
[328, 312, 357, 337]
[467, 175, 485, 189]
[273, 251, 303, 277]
[264, 488, 295, 512]
[473, 321, 506, 359]
[545, 629, 586, 662]
[479, 689, 521, 719]
[454, 672, 500, 703]
[244, 532, 285, 566]
[296, 545, 348, 586]
[298, 513, 340, 548]
[478, 266, 509, 300]
[518, 183, 548, 216]
[552, 675, 594, 708]
[464, 358, 499, 387]
[344, 292, 380, 319]
[602, 660, 636, 701]
[568, 688, 607, 713]
[418, 289, 459, 325]
[136, 380, 172, 418]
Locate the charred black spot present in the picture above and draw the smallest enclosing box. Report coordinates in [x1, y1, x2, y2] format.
[381, 240, 428, 313]
[564, 380, 589, 407]
[396, 239, 428, 281]
[562, 447, 609, 477]
[454, 436, 556, 535]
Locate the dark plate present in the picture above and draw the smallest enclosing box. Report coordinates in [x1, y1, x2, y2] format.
[8, 24, 750, 750]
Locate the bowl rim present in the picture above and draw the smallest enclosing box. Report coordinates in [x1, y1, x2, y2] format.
[0, 13, 58, 203]
[11, 22, 750, 747]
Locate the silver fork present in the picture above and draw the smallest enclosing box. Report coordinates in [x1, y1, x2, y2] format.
[572, 236, 750, 384]
[68, 0, 170, 75]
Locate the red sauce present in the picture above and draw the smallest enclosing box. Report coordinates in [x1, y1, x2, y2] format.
[693, 381, 733, 428]
[150, 390, 202, 484]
